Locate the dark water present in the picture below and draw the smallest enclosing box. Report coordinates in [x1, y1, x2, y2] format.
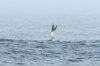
[0, 39, 100, 66]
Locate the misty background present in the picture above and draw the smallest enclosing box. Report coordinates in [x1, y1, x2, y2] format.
[1, 1, 100, 66]
[0, 0, 100, 40]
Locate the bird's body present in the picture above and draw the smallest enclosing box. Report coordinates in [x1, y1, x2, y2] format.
[51, 31, 54, 37]
[49, 31, 54, 41]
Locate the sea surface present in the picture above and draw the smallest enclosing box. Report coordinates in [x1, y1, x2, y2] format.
[0, 15, 100, 66]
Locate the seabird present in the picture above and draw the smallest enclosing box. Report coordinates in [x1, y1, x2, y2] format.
[49, 24, 57, 41]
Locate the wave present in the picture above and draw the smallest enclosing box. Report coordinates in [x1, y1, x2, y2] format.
[0, 38, 100, 66]
[0, 38, 100, 43]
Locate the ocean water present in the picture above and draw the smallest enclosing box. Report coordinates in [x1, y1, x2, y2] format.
[0, 15, 100, 41]
[0, 39, 100, 66]
[0, 15, 100, 66]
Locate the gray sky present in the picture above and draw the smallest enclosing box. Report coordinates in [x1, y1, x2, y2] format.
[0, 0, 100, 16]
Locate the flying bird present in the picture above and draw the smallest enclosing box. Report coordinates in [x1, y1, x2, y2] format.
[49, 24, 57, 41]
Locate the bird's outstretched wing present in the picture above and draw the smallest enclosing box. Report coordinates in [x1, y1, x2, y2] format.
[51, 24, 57, 31]
[54, 25, 57, 31]
[52, 24, 54, 31]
